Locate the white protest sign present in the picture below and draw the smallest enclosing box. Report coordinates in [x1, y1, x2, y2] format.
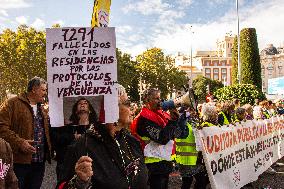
[46, 27, 118, 127]
[144, 140, 174, 161]
[197, 116, 284, 189]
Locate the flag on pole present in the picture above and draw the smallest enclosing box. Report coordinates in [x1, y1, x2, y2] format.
[91, 0, 111, 27]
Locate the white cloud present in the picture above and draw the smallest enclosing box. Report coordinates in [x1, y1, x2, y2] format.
[31, 18, 45, 30]
[146, 0, 284, 56]
[15, 16, 28, 24]
[52, 20, 65, 26]
[0, 0, 31, 9]
[122, 43, 148, 58]
[122, 0, 186, 31]
[117, 0, 284, 57]
[0, 10, 8, 17]
[239, 1, 284, 49]
[122, 0, 170, 15]
[177, 0, 193, 7]
[116, 25, 133, 34]
[208, 0, 226, 5]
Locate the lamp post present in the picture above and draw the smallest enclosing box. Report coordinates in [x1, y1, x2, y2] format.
[189, 26, 194, 87]
[139, 74, 143, 106]
[236, 0, 241, 84]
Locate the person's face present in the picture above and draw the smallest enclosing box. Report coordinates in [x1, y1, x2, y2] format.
[77, 99, 89, 113]
[33, 84, 47, 103]
[239, 113, 245, 121]
[211, 112, 218, 123]
[119, 100, 132, 127]
[148, 92, 161, 111]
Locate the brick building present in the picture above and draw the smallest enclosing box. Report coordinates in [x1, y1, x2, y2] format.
[173, 35, 234, 85]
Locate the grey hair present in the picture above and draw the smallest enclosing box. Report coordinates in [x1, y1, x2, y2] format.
[235, 107, 246, 115]
[117, 84, 127, 98]
[201, 103, 217, 121]
[117, 84, 129, 106]
[142, 88, 160, 103]
[242, 104, 252, 112]
[27, 76, 47, 92]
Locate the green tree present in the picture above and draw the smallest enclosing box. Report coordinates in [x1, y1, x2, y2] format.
[214, 84, 265, 105]
[240, 28, 262, 89]
[117, 48, 139, 102]
[0, 25, 46, 103]
[136, 48, 187, 99]
[192, 75, 223, 102]
[231, 36, 238, 85]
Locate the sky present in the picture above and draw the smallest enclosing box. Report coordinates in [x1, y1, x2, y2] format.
[0, 0, 284, 57]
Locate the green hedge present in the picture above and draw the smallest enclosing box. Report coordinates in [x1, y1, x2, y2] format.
[240, 28, 262, 89]
[193, 75, 223, 102]
[214, 84, 265, 105]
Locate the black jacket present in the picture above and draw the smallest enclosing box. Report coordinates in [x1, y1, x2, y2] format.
[59, 125, 149, 189]
[51, 124, 90, 164]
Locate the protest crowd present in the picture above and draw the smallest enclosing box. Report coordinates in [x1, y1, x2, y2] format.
[0, 75, 284, 189]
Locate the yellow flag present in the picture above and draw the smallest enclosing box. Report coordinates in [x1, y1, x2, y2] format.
[91, 0, 111, 27]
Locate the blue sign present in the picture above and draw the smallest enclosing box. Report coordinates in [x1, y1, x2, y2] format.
[268, 76, 284, 95]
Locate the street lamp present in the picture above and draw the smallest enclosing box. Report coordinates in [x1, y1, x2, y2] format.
[236, 0, 241, 84]
[188, 26, 194, 87]
[139, 73, 143, 106]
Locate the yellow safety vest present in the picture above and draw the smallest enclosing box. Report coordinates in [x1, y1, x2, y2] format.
[141, 136, 171, 164]
[263, 111, 271, 119]
[200, 122, 215, 127]
[219, 111, 229, 125]
[234, 119, 240, 123]
[175, 123, 198, 166]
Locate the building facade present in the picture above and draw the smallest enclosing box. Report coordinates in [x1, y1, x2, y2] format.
[173, 35, 234, 86]
[260, 44, 284, 93]
[196, 35, 234, 85]
[172, 52, 202, 86]
[200, 57, 232, 85]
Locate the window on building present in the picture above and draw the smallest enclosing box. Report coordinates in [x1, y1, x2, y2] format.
[261, 65, 265, 76]
[268, 63, 273, 76]
[262, 80, 265, 87]
[213, 68, 219, 80]
[214, 74, 219, 80]
[221, 74, 226, 80]
[204, 60, 210, 66]
[205, 68, 211, 79]
[221, 68, 227, 81]
[267, 63, 273, 70]
[278, 62, 283, 74]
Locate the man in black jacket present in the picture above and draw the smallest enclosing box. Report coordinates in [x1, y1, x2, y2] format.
[131, 88, 185, 189]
